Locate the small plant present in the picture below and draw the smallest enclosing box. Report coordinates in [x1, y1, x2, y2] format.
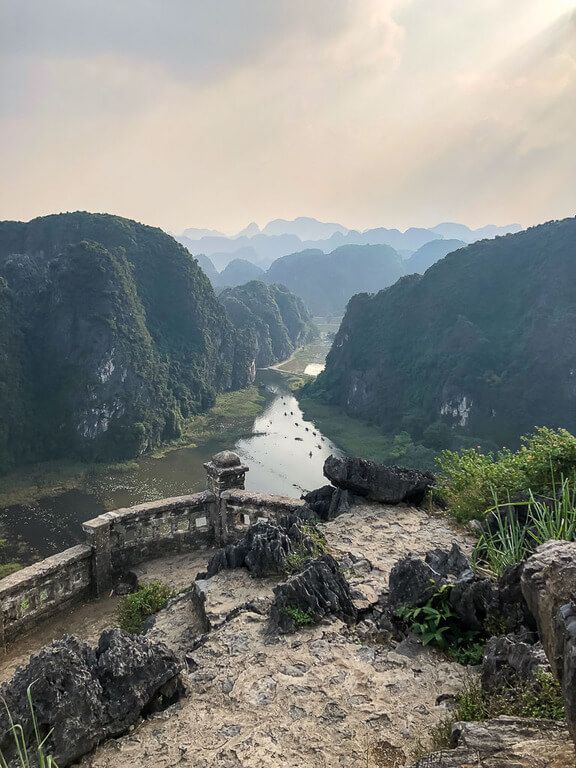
[284, 606, 314, 628]
[472, 505, 529, 578]
[397, 584, 485, 665]
[0, 684, 59, 767]
[116, 580, 173, 634]
[284, 521, 328, 574]
[301, 522, 328, 556]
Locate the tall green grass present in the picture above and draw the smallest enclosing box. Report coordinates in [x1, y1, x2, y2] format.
[0, 684, 58, 767]
[473, 475, 576, 577]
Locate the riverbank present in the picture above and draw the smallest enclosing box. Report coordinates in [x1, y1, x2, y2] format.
[0, 387, 267, 510]
[298, 396, 437, 470]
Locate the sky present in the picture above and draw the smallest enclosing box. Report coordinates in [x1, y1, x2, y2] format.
[0, 0, 575, 234]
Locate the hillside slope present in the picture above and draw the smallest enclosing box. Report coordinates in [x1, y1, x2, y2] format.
[405, 239, 467, 274]
[219, 281, 317, 367]
[265, 244, 405, 315]
[310, 218, 576, 448]
[0, 212, 253, 470]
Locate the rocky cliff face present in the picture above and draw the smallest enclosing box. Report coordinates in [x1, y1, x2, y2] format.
[0, 212, 254, 470]
[219, 280, 317, 367]
[310, 217, 576, 450]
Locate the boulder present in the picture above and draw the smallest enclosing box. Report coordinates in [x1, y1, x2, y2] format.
[206, 518, 319, 578]
[302, 485, 351, 521]
[388, 555, 445, 611]
[482, 635, 550, 693]
[521, 541, 576, 677]
[389, 544, 498, 631]
[323, 455, 434, 505]
[411, 717, 572, 767]
[521, 541, 576, 746]
[269, 554, 357, 633]
[0, 629, 183, 767]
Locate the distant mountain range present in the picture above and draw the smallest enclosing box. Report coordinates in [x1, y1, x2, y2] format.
[307, 216, 576, 451]
[176, 217, 522, 271]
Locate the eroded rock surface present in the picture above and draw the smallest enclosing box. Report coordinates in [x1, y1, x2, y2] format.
[80, 502, 475, 768]
[206, 518, 317, 579]
[412, 717, 573, 767]
[324, 455, 435, 504]
[0, 629, 183, 767]
[522, 541, 576, 745]
[269, 554, 357, 633]
[481, 635, 550, 693]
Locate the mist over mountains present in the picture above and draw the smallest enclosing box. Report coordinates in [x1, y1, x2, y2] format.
[176, 217, 522, 272]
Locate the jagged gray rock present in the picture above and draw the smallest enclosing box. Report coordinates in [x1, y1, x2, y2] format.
[206, 518, 318, 578]
[388, 544, 497, 631]
[521, 541, 576, 746]
[323, 455, 434, 504]
[0, 629, 183, 766]
[481, 635, 550, 693]
[269, 554, 357, 633]
[302, 485, 351, 520]
[411, 717, 572, 767]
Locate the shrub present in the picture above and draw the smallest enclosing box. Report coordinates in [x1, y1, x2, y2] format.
[435, 447, 526, 523]
[473, 476, 576, 577]
[436, 427, 576, 522]
[396, 584, 484, 665]
[116, 580, 173, 634]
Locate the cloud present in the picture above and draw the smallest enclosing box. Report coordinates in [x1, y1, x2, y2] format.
[0, 0, 573, 231]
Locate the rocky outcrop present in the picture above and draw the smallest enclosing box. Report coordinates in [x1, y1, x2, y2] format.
[324, 455, 434, 505]
[521, 541, 576, 745]
[206, 518, 319, 578]
[302, 485, 351, 521]
[412, 717, 573, 767]
[482, 635, 550, 693]
[0, 629, 183, 766]
[269, 554, 357, 633]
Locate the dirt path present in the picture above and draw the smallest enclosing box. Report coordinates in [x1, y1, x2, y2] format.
[80, 502, 477, 767]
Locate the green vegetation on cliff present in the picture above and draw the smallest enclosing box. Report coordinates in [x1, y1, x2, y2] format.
[219, 281, 317, 367]
[265, 244, 405, 316]
[307, 218, 576, 455]
[0, 212, 254, 472]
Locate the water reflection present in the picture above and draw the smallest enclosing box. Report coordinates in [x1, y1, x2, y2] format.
[0, 369, 341, 562]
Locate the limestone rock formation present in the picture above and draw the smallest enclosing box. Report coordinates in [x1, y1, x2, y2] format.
[206, 518, 319, 578]
[388, 543, 499, 632]
[324, 455, 434, 504]
[0, 629, 183, 766]
[412, 717, 573, 767]
[521, 540, 576, 745]
[302, 485, 351, 520]
[481, 635, 550, 693]
[269, 554, 357, 633]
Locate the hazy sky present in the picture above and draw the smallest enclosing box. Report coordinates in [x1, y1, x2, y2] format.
[1, 0, 575, 233]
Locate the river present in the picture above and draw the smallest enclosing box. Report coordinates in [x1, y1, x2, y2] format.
[0, 368, 341, 563]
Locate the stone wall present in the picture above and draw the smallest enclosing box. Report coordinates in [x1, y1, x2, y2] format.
[0, 545, 92, 645]
[221, 489, 307, 541]
[0, 451, 314, 646]
[83, 491, 218, 596]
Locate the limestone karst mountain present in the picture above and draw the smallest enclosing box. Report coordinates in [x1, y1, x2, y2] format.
[309, 217, 576, 450]
[0, 212, 254, 471]
[219, 280, 317, 367]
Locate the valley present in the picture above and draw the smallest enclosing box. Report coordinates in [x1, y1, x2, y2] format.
[0, 325, 342, 566]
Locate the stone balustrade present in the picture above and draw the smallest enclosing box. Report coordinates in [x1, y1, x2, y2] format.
[0, 545, 92, 646]
[0, 450, 311, 646]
